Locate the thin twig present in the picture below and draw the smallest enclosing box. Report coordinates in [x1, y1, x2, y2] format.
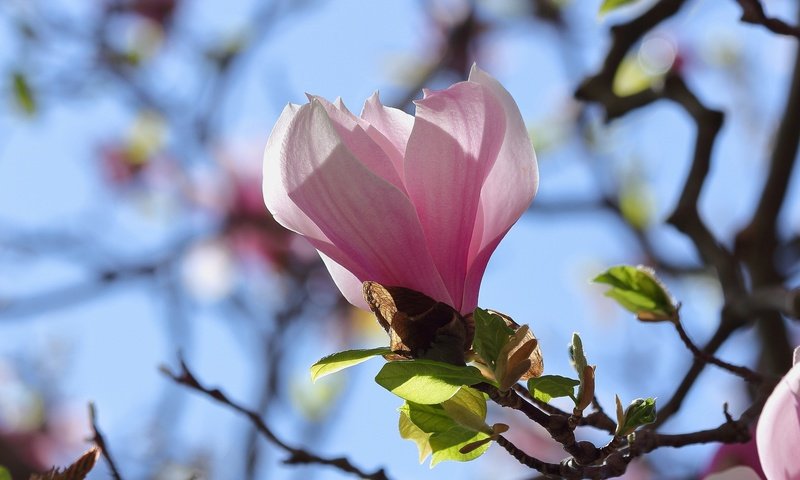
[652, 318, 737, 428]
[673, 320, 763, 382]
[512, 384, 617, 434]
[734, 0, 800, 39]
[88, 402, 124, 480]
[476, 383, 602, 465]
[162, 357, 391, 480]
[735, 3, 800, 375]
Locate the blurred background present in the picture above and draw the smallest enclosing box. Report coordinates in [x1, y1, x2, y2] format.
[0, 0, 799, 478]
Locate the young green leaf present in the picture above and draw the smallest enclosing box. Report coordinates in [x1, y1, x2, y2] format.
[440, 387, 491, 434]
[569, 333, 588, 375]
[375, 360, 488, 404]
[399, 410, 433, 463]
[527, 375, 580, 403]
[400, 399, 491, 466]
[430, 426, 491, 466]
[593, 265, 677, 322]
[0, 466, 10, 480]
[310, 347, 392, 382]
[599, 0, 642, 15]
[617, 397, 657, 436]
[472, 308, 514, 369]
[569, 334, 596, 412]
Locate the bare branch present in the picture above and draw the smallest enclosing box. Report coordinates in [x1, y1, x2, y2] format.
[162, 357, 391, 480]
[88, 402, 124, 480]
[734, 0, 800, 39]
[673, 319, 763, 382]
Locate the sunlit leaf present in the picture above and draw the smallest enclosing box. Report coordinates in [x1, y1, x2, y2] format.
[399, 410, 433, 463]
[310, 347, 391, 382]
[375, 360, 487, 404]
[593, 265, 677, 321]
[527, 375, 580, 403]
[399, 397, 491, 467]
[0, 466, 10, 480]
[430, 426, 490, 466]
[440, 387, 491, 434]
[472, 308, 514, 369]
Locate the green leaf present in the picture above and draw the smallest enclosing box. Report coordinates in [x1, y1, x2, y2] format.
[527, 375, 580, 403]
[310, 347, 391, 382]
[0, 466, 10, 480]
[472, 308, 514, 369]
[440, 387, 490, 434]
[599, 0, 642, 15]
[400, 400, 456, 434]
[400, 398, 491, 466]
[399, 409, 433, 463]
[569, 333, 596, 411]
[375, 359, 488, 404]
[593, 265, 677, 321]
[430, 426, 490, 466]
[618, 397, 657, 435]
[11, 71, 36, 115]
[569, 333, 588, 375]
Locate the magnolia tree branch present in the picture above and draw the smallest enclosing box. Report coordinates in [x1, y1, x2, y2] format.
[88, 402, 125, 480]
[573, 0, 775, 434]
[653, 318, 739, 428]
[736, 6, 800, 375]
[733, 0, 800, 39]
[487, 377, 776, 478]
[512, 384, 617, 434]
[672, 319, 763, 382]
[162, 357, 391, 480]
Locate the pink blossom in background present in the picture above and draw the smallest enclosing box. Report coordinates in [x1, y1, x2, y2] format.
[757, 346, 800, 480]
[262, 65, 538, 313]
[702, 433, 764, 479]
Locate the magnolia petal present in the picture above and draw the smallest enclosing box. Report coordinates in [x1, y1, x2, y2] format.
[264, 104, 375, 289]
[263, 103, 331, 243]
[307, 95, 404, 191]
[317, 250, 369, 309]
[461, 65, 538, 310]
[404, 81, 506, 312]
[361, 92, 414, 179]
[281, 100, 451, 306]
[756, 349, 800, 480]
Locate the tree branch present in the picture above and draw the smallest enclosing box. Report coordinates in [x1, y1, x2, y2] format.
[88, 402, 124, 480]
[162, 357, 391, 480]
[673, 319, 763, 382]
[734, 0, 800, 39]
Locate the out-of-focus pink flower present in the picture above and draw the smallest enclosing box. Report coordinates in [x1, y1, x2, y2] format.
[702, 433, 764, 479]
[263, 65, 537, 314]
[705, 466, 762, 480]
[757, 346, 800, 479]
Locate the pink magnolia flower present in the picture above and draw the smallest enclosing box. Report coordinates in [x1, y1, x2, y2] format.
[263, 65, 537, 314]
[756, 346, 800, 479]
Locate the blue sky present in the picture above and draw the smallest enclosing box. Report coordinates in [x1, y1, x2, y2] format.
[1, 0, 799, 479]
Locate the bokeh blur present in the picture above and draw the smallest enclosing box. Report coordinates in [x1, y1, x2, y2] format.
[1, 0, 799, 479]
